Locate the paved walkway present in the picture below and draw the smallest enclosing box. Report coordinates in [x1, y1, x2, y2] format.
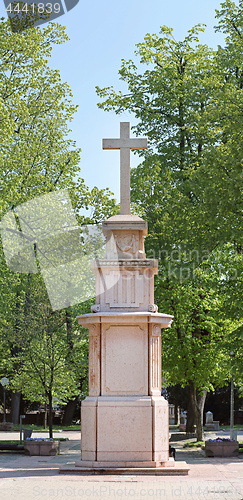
[0, 431, 242, 500]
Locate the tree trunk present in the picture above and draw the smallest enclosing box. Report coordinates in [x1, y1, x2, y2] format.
[62, 397, 79, 426]
[66, 309, 73, 352]
[194, 388, 207, 441]
[44, 402, 47, 429]
[186, 382, 196, 433]
[189, 381, 207, 441]
[10, 391, 21, 424]
[48, 392, 53, 439]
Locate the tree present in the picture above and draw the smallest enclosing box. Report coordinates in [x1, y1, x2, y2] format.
[96, 9, 243, 254]
[96, 3, 243, 439]
[96, 24, 218, 255]
[158, 268, 238, 440]
[0, 18, 118, 423]
[6, 270, 89, 437]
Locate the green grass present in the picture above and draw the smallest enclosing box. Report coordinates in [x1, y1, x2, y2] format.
[219, 425, 243, 431]
[184, 439, 243, 451]
[13, 424, 80, 432]
[0, 440, 20, 444]
[183, 441, 205, 449]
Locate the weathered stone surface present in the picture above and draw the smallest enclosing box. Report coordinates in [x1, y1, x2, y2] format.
[97, 398, 152, 461]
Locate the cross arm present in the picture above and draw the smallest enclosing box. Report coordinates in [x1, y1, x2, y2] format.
[102, 138, 147, 150]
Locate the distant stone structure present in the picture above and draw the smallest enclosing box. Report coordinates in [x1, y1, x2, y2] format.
[205, 411, 220, 431]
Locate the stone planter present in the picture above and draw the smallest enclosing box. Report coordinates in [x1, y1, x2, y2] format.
[24, 440, 60, 456]
[179, 424, 186, 432]
[170, 432, 196, 442]
[205, 440, 239, 457]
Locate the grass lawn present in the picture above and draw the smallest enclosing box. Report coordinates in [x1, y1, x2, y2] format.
[13, 424, 80, 432]
[0, 440, 20, 444]
[183, 440, 243, 452]
[183, 441, 205, 449]
[219, 425, 243, 431]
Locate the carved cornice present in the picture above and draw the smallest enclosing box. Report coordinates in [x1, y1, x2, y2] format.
[93, 259, 158, 268]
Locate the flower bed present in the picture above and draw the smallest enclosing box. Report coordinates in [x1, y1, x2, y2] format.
[24, 438, 60, 456]
[205, 438, 239, 457]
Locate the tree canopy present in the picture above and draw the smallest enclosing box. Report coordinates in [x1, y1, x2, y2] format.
[96, 0, 243, 438]
[0, 19, 118, 427]
[96, 1, 243, 255]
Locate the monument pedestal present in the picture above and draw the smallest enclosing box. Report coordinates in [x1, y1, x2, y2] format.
[76, 310, 172, 468]
[60, 124, 189, 475]
[78, 395, 169, 465]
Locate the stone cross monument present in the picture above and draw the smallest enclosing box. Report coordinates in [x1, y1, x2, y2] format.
[74, 123, 188, 474]
[103, 122, 147, 215]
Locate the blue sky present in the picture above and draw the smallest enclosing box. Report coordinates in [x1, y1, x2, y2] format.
[0, 0, 226, 203]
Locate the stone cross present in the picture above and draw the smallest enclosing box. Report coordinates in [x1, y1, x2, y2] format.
[102, 122, 147, 215]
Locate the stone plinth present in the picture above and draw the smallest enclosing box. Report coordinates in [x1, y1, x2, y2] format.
[205, 411, 220, 431]
[61, 462, 190, 475]
[80, 395, 169, 464]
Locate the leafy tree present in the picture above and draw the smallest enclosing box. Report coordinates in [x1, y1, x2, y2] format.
[14, 325, 79, 438]
[158, 268, 238, 439]
[4, 270, 89, 437]
[96, 2, 243, 439]
[96, 24, 218, 255]
[96, 8, 243, 254]
[0, 18, 118, 423]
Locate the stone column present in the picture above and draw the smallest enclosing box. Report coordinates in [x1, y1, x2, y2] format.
[149, 324, 162, 397]
[88, 323, 101, 397]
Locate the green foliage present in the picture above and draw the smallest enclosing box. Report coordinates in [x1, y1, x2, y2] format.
[96, 1, 243, 431]
[96, 7, 243, 254]
[158, 272, 236, 392]
[0, 19, 118, 419]
[0, 20, 79, 216]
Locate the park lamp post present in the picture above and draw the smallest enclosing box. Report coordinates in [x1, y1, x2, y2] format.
[0, 377, 9, 423]
[229, 352, 235, 440]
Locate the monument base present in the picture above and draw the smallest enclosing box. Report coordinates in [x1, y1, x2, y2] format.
[59, 458, 190, 475]
[75, 459, 174, 468]
[81, 396, 169, 463]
